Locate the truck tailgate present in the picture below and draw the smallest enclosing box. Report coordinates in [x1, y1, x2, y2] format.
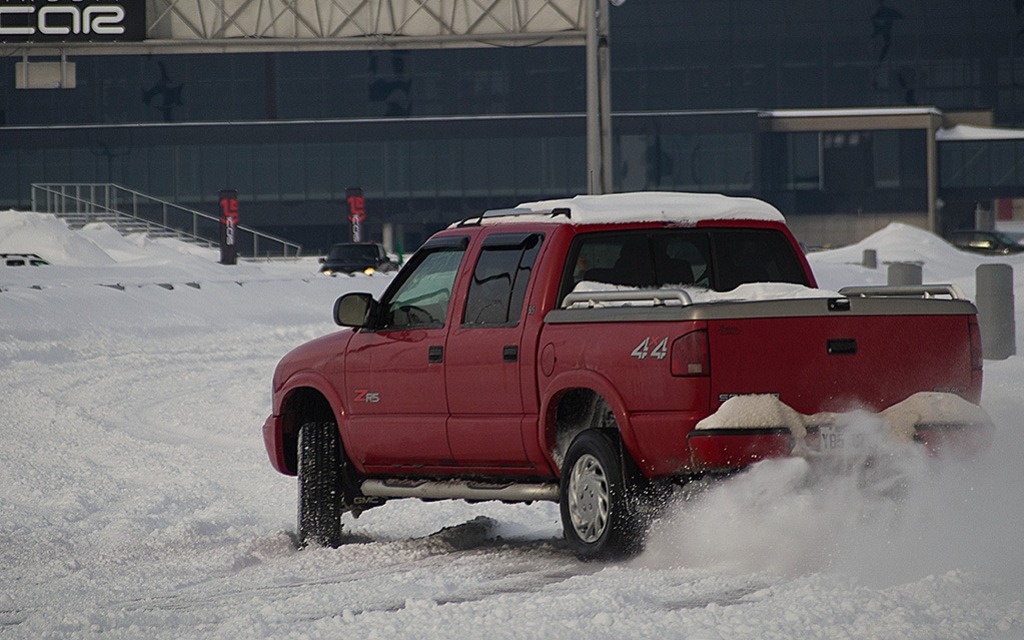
[701, 297, 979, 415]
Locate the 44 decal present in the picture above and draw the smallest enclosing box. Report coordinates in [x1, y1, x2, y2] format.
[630, 337, 668, 361]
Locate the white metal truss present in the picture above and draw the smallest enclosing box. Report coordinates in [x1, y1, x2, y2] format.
[148, 0, 584, 43]
[0, 0, 582, 54]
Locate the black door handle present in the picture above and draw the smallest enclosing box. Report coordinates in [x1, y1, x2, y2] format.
[827, 338, 857, 355]
[428, 345, 444, 363]
[503, 345, 519, 362]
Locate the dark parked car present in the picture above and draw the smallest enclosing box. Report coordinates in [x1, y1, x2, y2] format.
[319, 242, 396, 275]
[948, 230, 1024, 255]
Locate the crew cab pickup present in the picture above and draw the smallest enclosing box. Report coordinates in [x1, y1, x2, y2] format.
[263, 192, 992, 559]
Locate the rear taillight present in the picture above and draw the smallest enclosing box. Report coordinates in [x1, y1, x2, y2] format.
[968, 317, 983, 371]
[671, 330, 710, 377]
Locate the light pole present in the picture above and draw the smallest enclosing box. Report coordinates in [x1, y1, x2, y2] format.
[586, 0, 615, 194]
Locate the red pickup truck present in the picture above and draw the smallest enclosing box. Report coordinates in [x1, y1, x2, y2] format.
[263, 192, 991, 559]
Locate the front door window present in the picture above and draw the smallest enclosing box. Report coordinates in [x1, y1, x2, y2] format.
[382, 247, 465, 329]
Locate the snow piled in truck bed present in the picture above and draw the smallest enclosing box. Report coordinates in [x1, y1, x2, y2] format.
[1, 211, 1023, 639]
[567, 280, 841, 307]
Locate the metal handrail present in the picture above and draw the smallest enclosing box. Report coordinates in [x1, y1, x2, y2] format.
[838, 284, 965, 300]
[31, 188, 216, 248]
[562, 288, 694, 309]
[30, 183, 301, 258]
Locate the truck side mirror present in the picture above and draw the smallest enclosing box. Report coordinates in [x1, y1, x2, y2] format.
[334, 292, 376, 327]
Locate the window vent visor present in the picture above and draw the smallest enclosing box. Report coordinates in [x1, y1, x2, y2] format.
[671, 330, 710, 377]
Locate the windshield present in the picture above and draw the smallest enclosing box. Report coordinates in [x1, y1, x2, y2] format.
[993, 232, 1022, 245]
[327, 244, 379, 261]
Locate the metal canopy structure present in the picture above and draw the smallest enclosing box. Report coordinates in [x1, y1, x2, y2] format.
[145, 0, 587, 52]
[6, 0, 612, 194]
[3, 0, 587, 54]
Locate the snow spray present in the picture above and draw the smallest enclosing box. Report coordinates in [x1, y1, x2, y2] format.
[637, 405, 1024, 588]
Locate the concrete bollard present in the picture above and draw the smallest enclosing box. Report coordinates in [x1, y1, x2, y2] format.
[887, 262, 922, 286]
[862, 249, 877, 269]
[976, 264, 1016, 360]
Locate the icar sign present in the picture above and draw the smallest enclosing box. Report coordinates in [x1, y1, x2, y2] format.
[0, 0, 145, 42]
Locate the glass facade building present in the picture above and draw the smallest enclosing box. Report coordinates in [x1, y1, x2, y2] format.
[2, 0, 1023, 250]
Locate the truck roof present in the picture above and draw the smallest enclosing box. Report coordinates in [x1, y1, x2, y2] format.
[460, 192, 786, 227]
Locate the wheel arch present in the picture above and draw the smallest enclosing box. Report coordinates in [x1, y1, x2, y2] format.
[540, 370, 638, 474]
[276, 373, 347, 475]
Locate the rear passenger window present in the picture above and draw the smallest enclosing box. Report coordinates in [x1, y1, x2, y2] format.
[570, 234, 655, 288]
[652, 234, 711, 288]
[563, 231, 709, 294]
[559, 227, 807, 303]
[463, 233, 543, 327]
[711, 229, 809, 290]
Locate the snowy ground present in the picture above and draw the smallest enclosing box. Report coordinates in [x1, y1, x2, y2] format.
[1, 211, 1022, 639]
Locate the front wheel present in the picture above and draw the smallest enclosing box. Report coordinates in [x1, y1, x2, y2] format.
[559, 429, 645, 560]
[297, 420, 344, 548]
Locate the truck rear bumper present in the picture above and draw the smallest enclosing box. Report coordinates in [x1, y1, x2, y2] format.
[687, 428, 794, 472]
[686, 392, 994, 473]
[912, 422, 994, 458]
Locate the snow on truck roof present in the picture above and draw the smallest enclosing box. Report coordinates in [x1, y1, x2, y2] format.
[458, 192, 786, 227]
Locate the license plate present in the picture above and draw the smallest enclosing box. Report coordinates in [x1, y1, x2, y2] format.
[818, 424, 864, 452]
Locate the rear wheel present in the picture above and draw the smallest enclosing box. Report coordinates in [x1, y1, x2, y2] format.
[560, 428, 646, 560]
[297, 420, 344, 548]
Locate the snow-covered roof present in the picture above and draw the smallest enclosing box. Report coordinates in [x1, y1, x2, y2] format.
[475, 192, 785, 226]
[765, 107, 942, 119]
[937, 124, 1024, 141]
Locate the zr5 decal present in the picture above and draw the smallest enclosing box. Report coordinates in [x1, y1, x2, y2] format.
[630, 337, 668, 361]
[354, 389, 381, 403]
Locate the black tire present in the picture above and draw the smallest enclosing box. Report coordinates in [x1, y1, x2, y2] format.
[297, 420, 344, 548]
[559, 428, 646, 560]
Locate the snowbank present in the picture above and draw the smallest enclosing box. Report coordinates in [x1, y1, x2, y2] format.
[0, 210, 116, 266]
[807, 222, 1024, 301]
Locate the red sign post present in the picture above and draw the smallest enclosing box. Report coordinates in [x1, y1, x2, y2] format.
[346, 187, 365, 242]
[219, 189, 239, 265]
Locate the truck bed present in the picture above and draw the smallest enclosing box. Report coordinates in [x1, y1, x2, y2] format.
[541, 287, 982, 475]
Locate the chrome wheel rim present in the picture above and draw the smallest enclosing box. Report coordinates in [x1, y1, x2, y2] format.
[567, 453, 609, 543]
